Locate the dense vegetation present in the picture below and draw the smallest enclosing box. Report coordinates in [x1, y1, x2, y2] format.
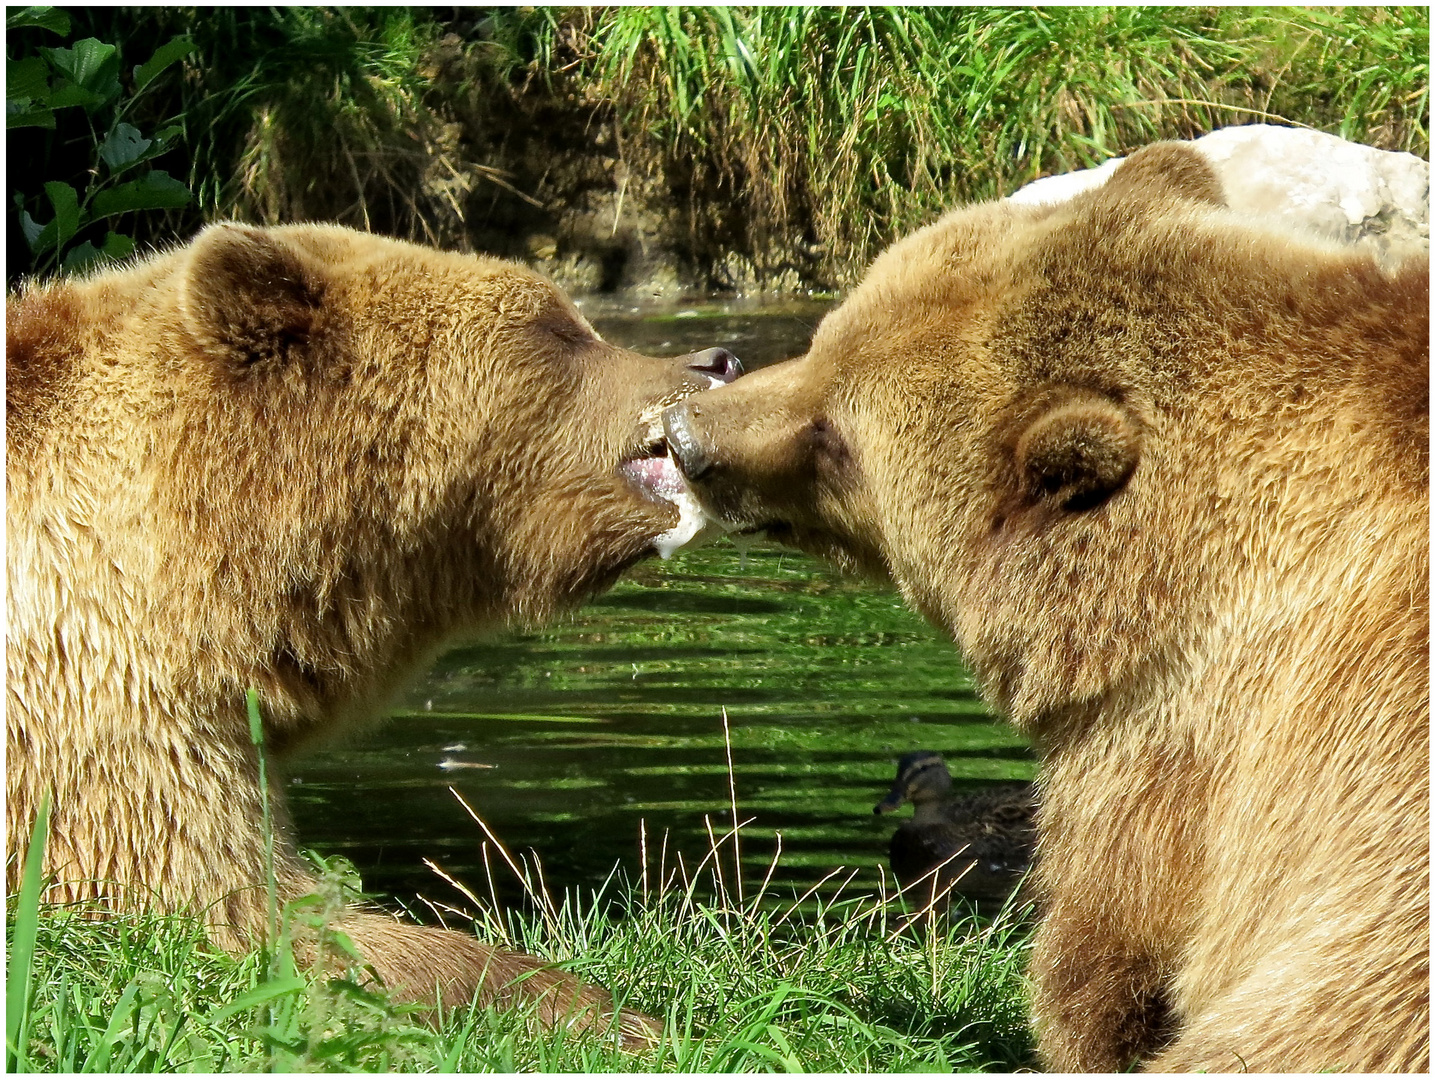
[8, 6, 1429, 288]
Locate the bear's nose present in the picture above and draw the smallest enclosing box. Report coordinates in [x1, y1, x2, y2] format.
[663, 401, 712, 481]
[686, 347, 743, 385]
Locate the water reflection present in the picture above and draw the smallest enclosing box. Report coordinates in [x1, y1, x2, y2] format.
[583, 296, 836, 370]
[286, 545, 1034, 913]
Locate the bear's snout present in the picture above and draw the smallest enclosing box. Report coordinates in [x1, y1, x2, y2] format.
[684, 347, 744, 386]
[663, 400, 713, 480]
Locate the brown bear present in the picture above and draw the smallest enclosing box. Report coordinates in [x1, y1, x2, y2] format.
[6, 222, 742, 1043]
[662, 144, 1428, 1071]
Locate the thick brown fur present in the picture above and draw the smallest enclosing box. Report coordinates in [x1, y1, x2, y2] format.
[7, 222, 731, 1045]
[667, 144, 1429, 1071]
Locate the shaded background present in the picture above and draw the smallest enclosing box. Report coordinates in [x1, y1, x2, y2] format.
[10, 7, 1429, 293]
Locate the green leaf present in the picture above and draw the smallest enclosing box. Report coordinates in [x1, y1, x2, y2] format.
[41, 39, 120, 111]
[97, 124, 180, 176]
[324, 928, 365, 964]
[6, 56, 50, 103]
[43, 38, 116, 88]
[6, 793, 50, 1072]
[133, 36, 196, 92]
[205, 976, 308, 1025]
[61, 242, 100, 272]
[86, 982, 140, 1073]
[101, 230, 135, 259]
[27, 218, 60, 260]
[42, 80, 106, 112]
[6, 6, 70, 34]
[247, 688, 264, 746]
[91, 169, 191, 218]
[43, 180, 80, 249]
[62, 231, 135, 273]
[6, 99, 55, 129]
[19, 212, 44, 252]
[99, 123, 152, 171]
[14, 195, 45, 251]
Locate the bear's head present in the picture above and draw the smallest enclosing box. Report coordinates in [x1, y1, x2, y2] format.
[663, 144, 1428, 730]
[38, 223, 742, 736]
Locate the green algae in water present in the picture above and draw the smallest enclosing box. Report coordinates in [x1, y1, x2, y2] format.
[285, 543, 1033, 912]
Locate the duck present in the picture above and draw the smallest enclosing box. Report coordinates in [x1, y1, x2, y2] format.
[875, 751, 1037, 914]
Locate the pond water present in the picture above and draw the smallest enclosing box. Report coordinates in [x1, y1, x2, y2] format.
[284, 302, 1035, 914]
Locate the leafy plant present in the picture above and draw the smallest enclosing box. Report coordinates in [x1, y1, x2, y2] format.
[10, 7, 1423, 291]
[6, 6, 194, 277]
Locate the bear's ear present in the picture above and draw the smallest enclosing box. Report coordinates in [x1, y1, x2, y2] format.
[1097, 142, 1225, 209]
[180, 224, 327, 371]
[1012, 388, 1141, 512]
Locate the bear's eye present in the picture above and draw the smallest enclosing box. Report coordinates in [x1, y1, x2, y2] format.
[811, 416, 851, 469]
[531, 307, 598, 349]
[545, 319, 596, 347]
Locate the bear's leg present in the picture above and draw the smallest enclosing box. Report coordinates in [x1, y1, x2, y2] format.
[1029, 906, 1176, 1071]
[207, 856, 660, 1048]
[316, 910, 661, 1048]
[17, 736, 658, 1051]
[237, 818, 660, 1047]
[1139, 948, 1429, 1074]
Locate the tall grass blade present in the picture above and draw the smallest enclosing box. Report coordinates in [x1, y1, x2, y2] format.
[82, 982, 139, 1073]
[6, 792, 51, 1072]
[206, 976, 307, 1025]
[246, 688, 278, 948]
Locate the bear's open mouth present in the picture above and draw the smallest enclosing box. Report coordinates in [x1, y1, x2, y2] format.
[620, 438, 730, 559]
[620, 438, 686, 502]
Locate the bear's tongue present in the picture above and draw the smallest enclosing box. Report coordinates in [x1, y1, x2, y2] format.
[621, 455, 686, 501]
[620, 454, 728, 559]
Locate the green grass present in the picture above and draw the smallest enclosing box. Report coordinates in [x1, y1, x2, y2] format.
[8, 829, 1035, 1072]
[8, 687, 1035, 1071]
[8, 735, 1035, 1074]
[550, 5, 1429, 284]
[6, 656, 1026, 1073]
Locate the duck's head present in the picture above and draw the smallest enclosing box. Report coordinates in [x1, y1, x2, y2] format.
[874, 751, 954, 814]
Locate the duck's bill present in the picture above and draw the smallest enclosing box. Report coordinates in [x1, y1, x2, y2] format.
[874, 784, 907, 815]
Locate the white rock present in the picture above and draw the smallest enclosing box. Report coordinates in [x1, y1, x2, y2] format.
[1008, 125, 1430, 265]
[1008, 157, 1123, 206]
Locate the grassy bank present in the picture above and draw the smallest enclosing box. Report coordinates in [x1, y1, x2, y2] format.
[10, 6, 1428, 289]
[558, 5, 1429, 283]
[8, 832, 1034, 1071]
